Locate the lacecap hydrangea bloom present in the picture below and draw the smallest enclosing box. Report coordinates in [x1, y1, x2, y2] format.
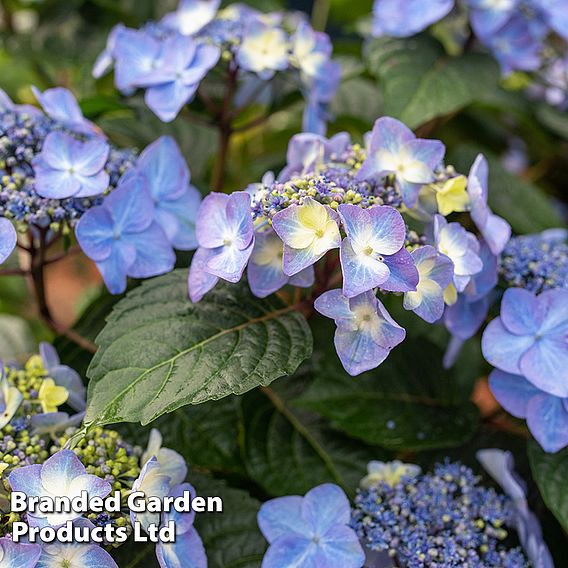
[94, 0, 340, 133]
[0, 347, 208, 568]
[0, 86, 200, 294]
[370, 0, 568, 76]
[189, 115, 515, 376]
[352, 457, 552, 568]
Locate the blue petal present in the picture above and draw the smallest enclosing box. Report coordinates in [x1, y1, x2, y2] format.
[444, 295, 489, 340]
[105, 175, 155, 234]
[262, 535, 314, 568]
[188, 247, 220, 302]
[248, 261, 288, 298]
[0, 218, 17, 264]
[76, 206, 115, 262]
[520, 336, 568, 397]
[95, 243, 136, 294]
[126, 222, 176, 279]
[340, 238, 390, 298]
[196, 192, 231, 248]
[526, 394, 568, 453]
[9, 464, 43, 496]
[500, 287, 541, 335]
[136, 136, 189, 201]
[314, 525, 366, 568]
[157, 526, 207, 568]
[301, 484, 351, 534]
[366, 116, 414, 154]
[488, 369, 540, 419]
[314, 289, 352, 321]
[145, 81, 198, 122]
[380, 248, 419, 292]
[206, 239, 254, 282]
[289, 266, 315, 288]
[481, 318, 533, 374]
[0, 539, 41, 568]
[258, 496, 307, 543]
[335, 328, 390, 376]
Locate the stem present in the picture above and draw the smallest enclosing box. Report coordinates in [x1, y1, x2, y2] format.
[311, 0, 331, 31]
[28, 228, 97, 354]
[211, 65, 239, 192]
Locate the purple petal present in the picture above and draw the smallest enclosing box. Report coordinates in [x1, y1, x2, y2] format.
[289, 266, 315, 288]
[444, 295, 489, 340]
[72, 137, 110, 176]
[367, 116, 415, 154]
[526, 394, 568, 453]
[258, 496, 307, 543]
[95, 243, 136, 295]
[405, 138, 445, 174]
[226, 192, 254, 250]
[188, 247, 220, 302]
[538, 288, 568, 335]
[282, 245, 320, 277]
[340, 238, 390, 298]
[380, 248, 419, 292]
[488, 369, 540, 419]
[9, 464, 43, 496]
[206, 238, 254, 282]
[196, 192, 231, 248]
[335, 327, 390, 376]
[105, 175, 154, 234]
[248, 261, 288, 298]
[40, 450, 86, 492]
[314, 289, 352, 321]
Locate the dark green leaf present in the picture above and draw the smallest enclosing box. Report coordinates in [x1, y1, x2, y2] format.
[366, 36, 500, 128]
[528, 440, 568, 533]
[84, 270, 312, 428]
[192, 474, 267, 568]
[242, 386, 385, 497]
[294, 338, 480, 451]
[449, 143, 564, 233]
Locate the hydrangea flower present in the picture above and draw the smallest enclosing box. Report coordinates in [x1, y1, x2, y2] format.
[131, 457, 172, 532]
[188, 191, 254, 302]
[37, 541, 118, 568]
[433, 214, 483, 292]
[30, 411, 85, 437]
[138, 35, 220, 122]
[482, 287, 568, 397]
[9, 449, 111, 527]
[76, 175, 176, 294]
[403, 245, 454, 323]
[371, 0, 455, 37]
[338, 203, 417, 297]
[162, 0, 220, 36]
[0, 363, 23, 429]
[39, 342, 86, 411]
[302, 61, 341, 135]
[32, 132, 110, 199]
[156, 483, 207, 568]
[466, 0, 518, 38]
[489, 369, 568, 453]
[291, 21, 333, 86]
[247, 229, 314, 298]
[467, 154, 511, 255]
[352, 460, 530, 567]
[315, 289, 406, 375]
[31, 86, 98, 136]
[236, 20, 289, 80]
[500, 229, 568, 293]
[258, 483, 365, 568]
[0, 538, 41, 568]
[0, 217, 16, 264]
[125, 136, 201, 250]
[360, 460, 421, 489]
[279, 131, 351, 182]
[272, 197, 340, 276]
[356, 117, 445, 207]
[142, 428, 188, 487]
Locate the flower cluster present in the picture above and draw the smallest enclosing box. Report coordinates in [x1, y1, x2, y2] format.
[0, 346, 206, 568]
[0, 88, 201, 294]
[189, 116, 510, 376]
[94, 0, 340, 133]
[257, 454, 552, 568]
[351, 456, 552, 568]
[370, 0, 568, 76]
